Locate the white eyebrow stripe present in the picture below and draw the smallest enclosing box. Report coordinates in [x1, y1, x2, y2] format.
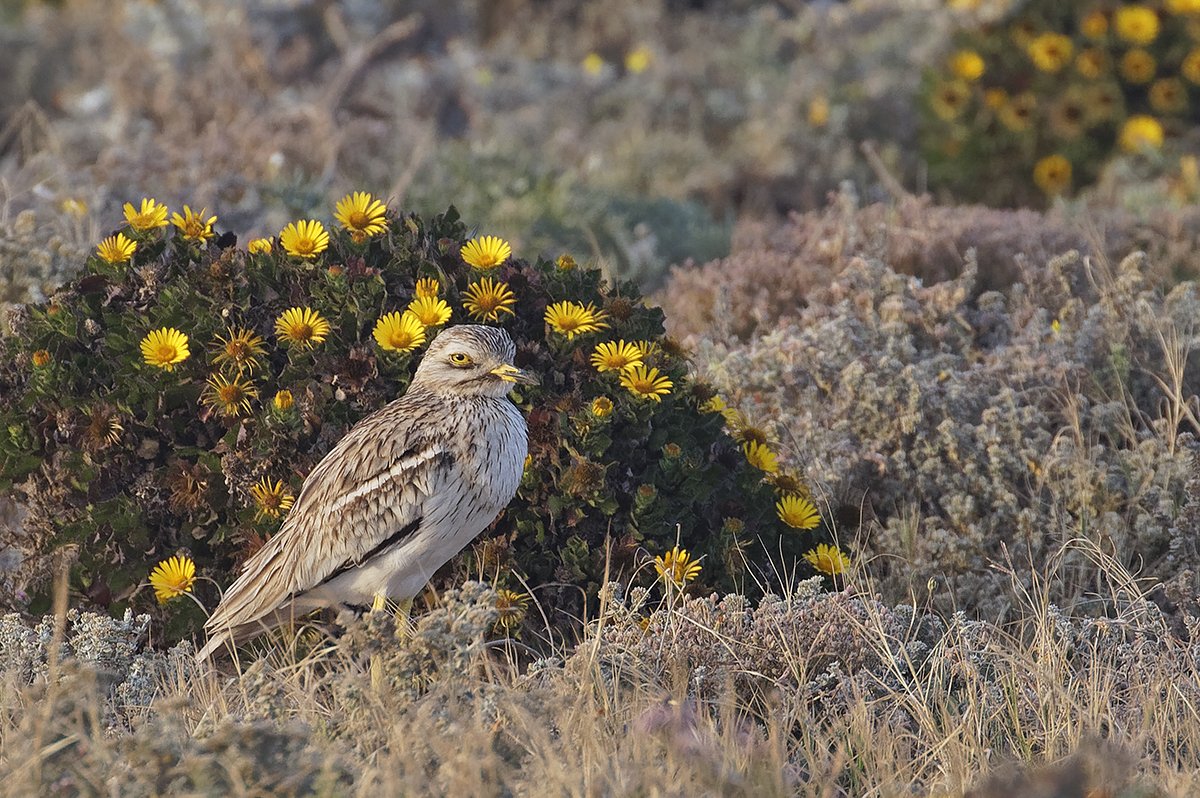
[328, 445, 445, 514]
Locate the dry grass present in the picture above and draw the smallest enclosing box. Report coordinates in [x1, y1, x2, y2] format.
[0, 546, 1195, 797]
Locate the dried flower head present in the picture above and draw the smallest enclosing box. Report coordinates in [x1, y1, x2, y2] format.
[149, 555, 196, 603]
[275, 307, 331, 351]
[777, 494, 820, 530]
[140, 328, 190, 371]
[545, 301, 609, 339]
[171, 206, 216, 242]
[280, 220, 330, 258]
[123, 198, 169, 231]
[373, 311, 426, 352]
[250, 477, 295, 521]
[167, 462, 209, 512]
[211, 326, 267, 374]
[804, 544, 850, 576]
[461, 235, 512, 269]
[407, 295, 452, 327]
[334, 191, 387, 242]
[79, 404, 124, 453]
[653, 545, 702, 589]
[494, 589, 530, 631]
[591, 340, 644, 372]
[463, 277, 517, 322]
[97, 233, 136, 264]
[620, 364, 673, 402]
[202, 373, 259, 417]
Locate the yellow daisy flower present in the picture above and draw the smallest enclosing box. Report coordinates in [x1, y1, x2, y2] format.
[414, 277, 441, 299]
[274, 390, 294, 410]
[545, 301, 609, 339]
[777, 494, 821, 530]
[211, 326, 267, 374]
[654, 545, 701, 589]
[1075, 48, 1107, 79]
[1115, 5, 1159, 45]
[250, 477, 295, 521]
[171, 206, 216, 242]
[620, 364, 673, 402]
[1026, 32, 1073, 72]
[808, 95, 830, 128]
[1119, 114, 1165, 152]
[591, 340, 644, 372]
[461, 235, 512, 269]
[591, 397, 614, 418]
[279, 220, 330, 258]
[96, 233, 136, 264]
[148, 555, 196, 603]
[202, 373, 259, 417]
[1184, 48, 1200, 83]
[582, 53, 604, 75]
[949, 50, 985, 81]
[804, 544, 850, 576]
[460, 278, 516, 322]
[372, 311, 426, 352]
[274, 307, 331, 351]
[140, 328, 190, 371]
[407, 295, 452, 327]
[1033, 154, 1072, 196]
[334, 191, 388, 242]
[929, 80, 971, 120]
[1169, 0, 1200, 12]
[700, 395, 727, 414]
[556, 254, 577, 271]
[61, 198, 87, 217]
[998, 92, 1037, 132]
[1080, 10, 1108, 38]
[1119, 49, 1156, 84]
[743, 440, 779, 473]
[247, 238, 272, 254]
[123, 198, 169, 231]
[625, 45, 653, 74]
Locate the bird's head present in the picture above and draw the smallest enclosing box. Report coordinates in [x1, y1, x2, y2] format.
[411, 325, 539, 397]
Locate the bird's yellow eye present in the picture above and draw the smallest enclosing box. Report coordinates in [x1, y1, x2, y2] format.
[448, 352, 473, 367]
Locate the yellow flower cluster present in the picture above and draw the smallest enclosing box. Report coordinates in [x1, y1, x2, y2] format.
[924, 1, 1192, 203]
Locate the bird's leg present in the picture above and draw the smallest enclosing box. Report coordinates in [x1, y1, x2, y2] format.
[394, 596, 414, 640]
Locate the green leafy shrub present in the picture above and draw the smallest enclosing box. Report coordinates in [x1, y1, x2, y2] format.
[922, 0, 1200, 206]
[0, 196, 835, 644]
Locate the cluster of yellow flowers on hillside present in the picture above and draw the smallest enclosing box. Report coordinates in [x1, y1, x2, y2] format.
[932, 1, 1199, 199]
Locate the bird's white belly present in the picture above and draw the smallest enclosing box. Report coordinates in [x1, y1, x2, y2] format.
[301, 427, 524, 607]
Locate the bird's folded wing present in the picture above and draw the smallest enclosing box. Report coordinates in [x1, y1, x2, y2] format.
[204, 434, 451, 634]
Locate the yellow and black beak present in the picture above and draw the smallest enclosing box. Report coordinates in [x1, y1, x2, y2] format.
[490, 363, 540, 385]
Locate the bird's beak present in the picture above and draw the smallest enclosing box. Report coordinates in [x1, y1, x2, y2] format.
[491, 363, 539, 385]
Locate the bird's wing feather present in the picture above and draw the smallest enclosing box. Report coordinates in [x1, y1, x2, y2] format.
[204, 396, 451, 635]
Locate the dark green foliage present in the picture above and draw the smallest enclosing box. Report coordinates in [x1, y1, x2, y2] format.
[0, 202, 815, 644]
